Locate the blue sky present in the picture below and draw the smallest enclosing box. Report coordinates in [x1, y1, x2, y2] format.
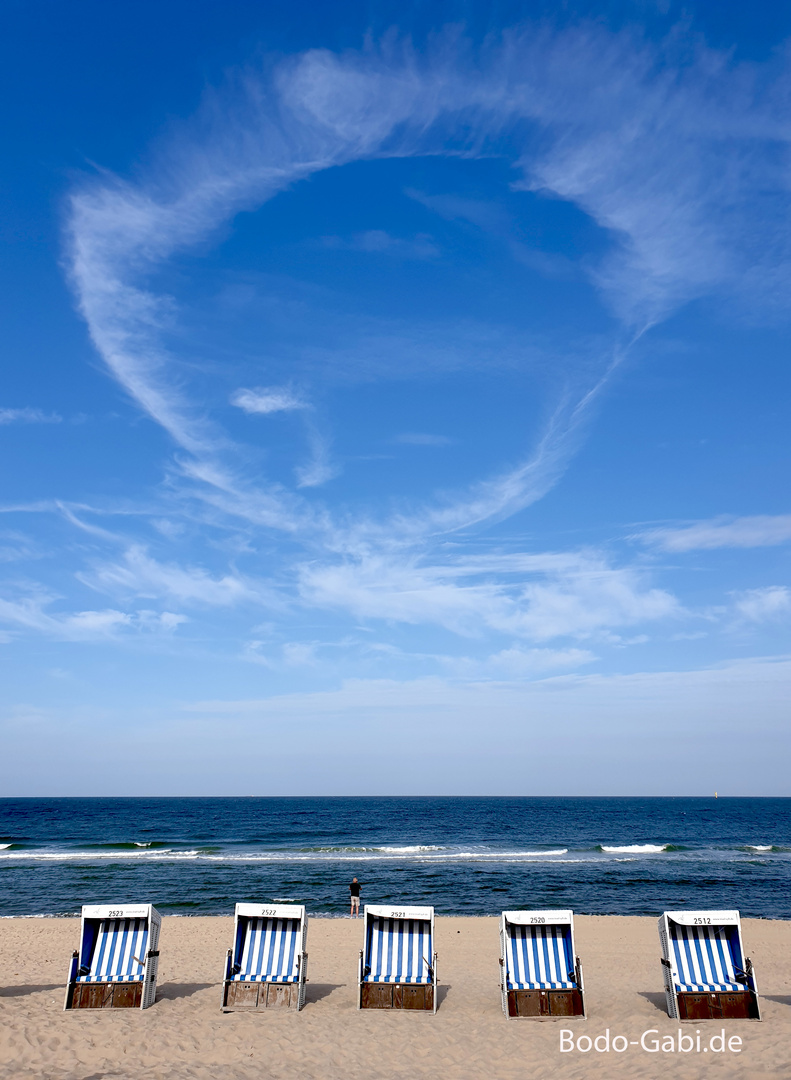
[1, 0, 790, 795]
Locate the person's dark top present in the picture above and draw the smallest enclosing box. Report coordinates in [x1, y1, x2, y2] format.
[349, 881, 361, 897]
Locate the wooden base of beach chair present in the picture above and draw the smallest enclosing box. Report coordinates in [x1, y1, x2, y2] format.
[223, 982, 298, 1010]
[677, 991, 759, 1021]
[68, 982, 143, 1009]
[360, 983, 435, 1011]
[507, 988, 584, 1019]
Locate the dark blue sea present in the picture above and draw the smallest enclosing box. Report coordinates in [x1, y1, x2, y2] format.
[1, 797, 789, 919]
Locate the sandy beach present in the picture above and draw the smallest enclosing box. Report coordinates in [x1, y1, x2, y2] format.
[1, 914, 789, 1080]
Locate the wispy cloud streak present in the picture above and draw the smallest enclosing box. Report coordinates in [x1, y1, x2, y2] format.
[67, 25, 791, 543]
[0, 408, 61, 425]
[51, 24, 791, 658]
[639, 515, 791, 552]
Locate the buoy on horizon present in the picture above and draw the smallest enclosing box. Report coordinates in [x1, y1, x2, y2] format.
[715, 791, 718, 799]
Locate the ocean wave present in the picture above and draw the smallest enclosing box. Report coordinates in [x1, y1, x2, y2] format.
[527, 858, 583, 864]
[0, 849, 177, 862]
[489, 849, 568, 857]
[0, 845, 571, 864]
[299, 844, 448, 854]
[599, 844, 669, 854]
[374, 845, 444, 854]
[81, 841, 173, 851]
[391, 848, 569, 859]
[10, 842, 789, 865]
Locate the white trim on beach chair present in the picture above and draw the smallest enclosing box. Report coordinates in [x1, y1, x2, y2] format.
[358, 905, 438, 1012]
[64, 904, 161, 1010]
[222, 904, 308, 1011]
[499, 911, 585, 1019]
[658, 911, 760, 1021]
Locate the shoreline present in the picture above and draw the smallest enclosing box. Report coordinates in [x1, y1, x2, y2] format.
[3, 910, 791, 920]
[2, 914, 790, 1079]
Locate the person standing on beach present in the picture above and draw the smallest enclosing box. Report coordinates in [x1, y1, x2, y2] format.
[349, 877, 361, 917]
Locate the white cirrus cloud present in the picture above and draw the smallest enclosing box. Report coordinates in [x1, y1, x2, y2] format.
[0, 407, 61, 425]
[294, 423, 340, 489]
[471, 645, 597, 675]
[80, 545, 255, 606]
[298, 549, 679, 641]
[394, 432, 454, 446]
[322, 229, 439, 259]
[0, 593, 186, 641]
[64, 24, 791, 548]
[231, 387, 307, 415]
[733, 586, 791, 623]
[638, 514, 791, 552]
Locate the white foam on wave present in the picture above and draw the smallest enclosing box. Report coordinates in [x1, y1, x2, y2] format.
[520, 848, 568, 857]
[421, 848, 570, 859]
[0, 845, 571, 864]
[1, 911, 80, 918]
[601, 844, 668, 854]
[539, 858, 583, 864]
[374, 845, 444, 854]
[0, 844, 12, 850]
[0, 849, 175, 861]
[495, 849, 568, 857]
[747, 845, 772, 851]
[133, 841, 153, 848]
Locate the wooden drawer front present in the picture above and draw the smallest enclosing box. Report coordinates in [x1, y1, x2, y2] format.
[112, 984, 143, 1009]
[361, 983, 433, 1010]
[679, 994, 713, 1020]
[394, 985, 432, 1010]
[509, 989, 584, 1019]
[361, 984, 394, 1009]
[513, 990, 546, 1017]
[679, 992, 754, 1021]
[71, 983, 141, 1009]
[548, 991, 575, 1017]
[227, 982, 260, 1008]
[264, 984, 294, 1009]
[548, 989, 584, 1017]
[72, 984, 114, 1009]
[717, 993, 751, 1019]
[72, 984, 114, 1006]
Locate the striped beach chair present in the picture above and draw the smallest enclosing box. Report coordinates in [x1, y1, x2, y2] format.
[500, 911, 585, 1019]
[358, 905, 438, 1012]
[64, 904, 161, 1010]
[659, 911, 761, 1020]
[222, 903, 308, 1010]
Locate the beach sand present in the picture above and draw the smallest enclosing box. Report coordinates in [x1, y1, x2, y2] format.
[1, 914, 789, 1079]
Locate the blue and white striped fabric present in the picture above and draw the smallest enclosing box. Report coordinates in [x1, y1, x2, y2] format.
[669, 924, 743, 993]
[232, 918, 301, 983]
[505, 924, 576, 990]
[363, 917, 433, 984]
[76, 919, 148, 983]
